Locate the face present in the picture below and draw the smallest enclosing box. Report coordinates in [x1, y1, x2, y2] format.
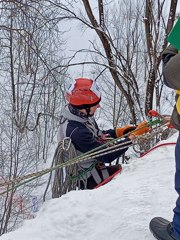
[89, 103, 100, 115]
[80, 103, 100, 116]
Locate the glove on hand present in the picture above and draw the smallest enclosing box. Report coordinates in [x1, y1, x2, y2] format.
[116, 125, 136, 137]
[131, 121, 150, 136]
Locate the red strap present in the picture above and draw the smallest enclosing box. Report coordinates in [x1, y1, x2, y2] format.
[140, 142, 176, 157]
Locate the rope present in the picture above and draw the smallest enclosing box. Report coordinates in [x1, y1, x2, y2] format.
[51, 140, 78, 198]
[0, 119, 167, 195]
[0, 139, 133, 188]
[69, 162, 96, 181]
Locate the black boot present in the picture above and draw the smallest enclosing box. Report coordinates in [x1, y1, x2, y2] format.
[149, 217, 176, 240]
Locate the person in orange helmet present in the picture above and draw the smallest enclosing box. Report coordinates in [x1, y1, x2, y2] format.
[57, 78, 150, 189]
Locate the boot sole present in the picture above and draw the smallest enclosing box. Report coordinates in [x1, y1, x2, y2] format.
[150, 225, 163, 240]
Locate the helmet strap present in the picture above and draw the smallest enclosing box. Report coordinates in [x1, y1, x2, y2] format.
[85, 107, 91, 117]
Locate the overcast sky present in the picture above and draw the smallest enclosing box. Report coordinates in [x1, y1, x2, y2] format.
[62, 0, 180, 80]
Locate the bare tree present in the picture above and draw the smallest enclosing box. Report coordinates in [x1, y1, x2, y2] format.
[144, 0, 178, 115]
[0, 0, 178, 234]
[0, 0, 66, 234]
[43, 0, 178, 124]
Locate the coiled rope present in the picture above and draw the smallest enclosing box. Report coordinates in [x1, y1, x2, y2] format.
[0, 119, 167, 195]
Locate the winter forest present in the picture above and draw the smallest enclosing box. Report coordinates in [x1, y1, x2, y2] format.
[0, 0, 179, 236]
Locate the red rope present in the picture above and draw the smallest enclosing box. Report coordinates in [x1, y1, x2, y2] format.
[140, 142, 176, 158]
[94, 142, 176, 189]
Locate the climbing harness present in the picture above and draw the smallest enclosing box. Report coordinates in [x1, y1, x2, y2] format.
[0, 116, 171, 196]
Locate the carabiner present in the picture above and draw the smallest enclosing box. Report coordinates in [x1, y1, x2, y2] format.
[62, 137, 72, 151]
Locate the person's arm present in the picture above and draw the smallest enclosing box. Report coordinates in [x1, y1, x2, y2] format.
[162, 45, 180, 89]
[103, 122, 150, 140]
[103, 125, 136, 138]
[70, 126, 130, 164]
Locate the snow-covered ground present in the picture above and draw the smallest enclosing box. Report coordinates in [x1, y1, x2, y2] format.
[0, 133, 178, 240]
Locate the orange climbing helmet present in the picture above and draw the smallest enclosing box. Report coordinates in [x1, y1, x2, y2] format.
[66, 78, 101, 107]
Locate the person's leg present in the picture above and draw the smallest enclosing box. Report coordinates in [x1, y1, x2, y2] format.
[106, 164, 122, 175]
[173, 132, 180, 239]
[85, 163, 122, 189]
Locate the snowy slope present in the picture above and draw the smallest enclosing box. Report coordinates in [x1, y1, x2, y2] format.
[0, 133, 178, 240]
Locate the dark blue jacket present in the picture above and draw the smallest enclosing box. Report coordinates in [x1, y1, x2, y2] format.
[58, 105, 131, 164]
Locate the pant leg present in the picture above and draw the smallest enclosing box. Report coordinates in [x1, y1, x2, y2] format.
[173, 132, 180, 239]
[80, 164, 121, 190]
